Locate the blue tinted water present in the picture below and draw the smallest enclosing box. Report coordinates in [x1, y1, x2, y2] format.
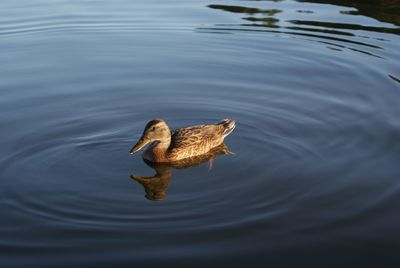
[1, 0, 400, 267]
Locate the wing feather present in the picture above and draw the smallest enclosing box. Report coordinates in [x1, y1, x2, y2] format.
[168, 124, 224, 160]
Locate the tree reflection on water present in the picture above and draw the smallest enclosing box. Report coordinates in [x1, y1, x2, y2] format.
[207, 0, 400, 36]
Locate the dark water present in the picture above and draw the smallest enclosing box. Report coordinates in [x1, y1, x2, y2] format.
[1, 0, 400, 267]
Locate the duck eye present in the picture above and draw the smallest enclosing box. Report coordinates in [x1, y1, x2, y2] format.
[151, 127, 156, 131]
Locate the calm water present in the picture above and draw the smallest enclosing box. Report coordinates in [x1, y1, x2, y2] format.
[1, 0, 400, 267]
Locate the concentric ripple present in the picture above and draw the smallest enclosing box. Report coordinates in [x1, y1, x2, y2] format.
[1, 0, 400, 267]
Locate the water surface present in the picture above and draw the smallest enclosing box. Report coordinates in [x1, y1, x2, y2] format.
[1, 0, 400, 267]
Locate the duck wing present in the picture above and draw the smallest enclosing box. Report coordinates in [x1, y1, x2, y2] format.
[168, 124, 224, 160]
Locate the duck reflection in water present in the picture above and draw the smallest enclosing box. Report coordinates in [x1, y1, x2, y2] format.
[130, 143, 232, 201]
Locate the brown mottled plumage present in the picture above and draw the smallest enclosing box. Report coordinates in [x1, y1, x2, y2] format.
[130, 119, 235, 163]
[131, 143, 231, 201]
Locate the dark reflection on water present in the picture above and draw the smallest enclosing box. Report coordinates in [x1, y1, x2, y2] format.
[208, 4, 281, 28]
[206, 1, 400, 41]
[298, 0, 400, 26]
[0, 0, 400, 267]
[288, 19, 400, 35]
[131, 144, 231, 201]
[389, 74, 400, 84]
[208, 4, 282, 16]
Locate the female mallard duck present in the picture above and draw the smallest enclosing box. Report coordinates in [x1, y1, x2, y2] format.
[130, 119, 235, 163]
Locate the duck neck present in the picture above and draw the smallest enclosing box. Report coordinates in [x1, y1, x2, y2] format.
[154, 138, 171, 150]
[151, 137, 171, 160]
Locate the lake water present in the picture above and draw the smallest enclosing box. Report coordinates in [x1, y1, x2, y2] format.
[1, 0, 400, 267]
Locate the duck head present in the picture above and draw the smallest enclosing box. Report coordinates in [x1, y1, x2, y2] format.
[130, 119, 171, 154]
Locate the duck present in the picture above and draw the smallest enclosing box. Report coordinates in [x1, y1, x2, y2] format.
[129, 118, 235, 163]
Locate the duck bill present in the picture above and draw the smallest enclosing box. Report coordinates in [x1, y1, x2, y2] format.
[130, 137, 151, 154]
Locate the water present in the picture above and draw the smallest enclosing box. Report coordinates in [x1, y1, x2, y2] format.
[1, 0, 400, 267]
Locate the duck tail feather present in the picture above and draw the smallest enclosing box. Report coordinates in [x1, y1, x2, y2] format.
[219, 118, 236, 137]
